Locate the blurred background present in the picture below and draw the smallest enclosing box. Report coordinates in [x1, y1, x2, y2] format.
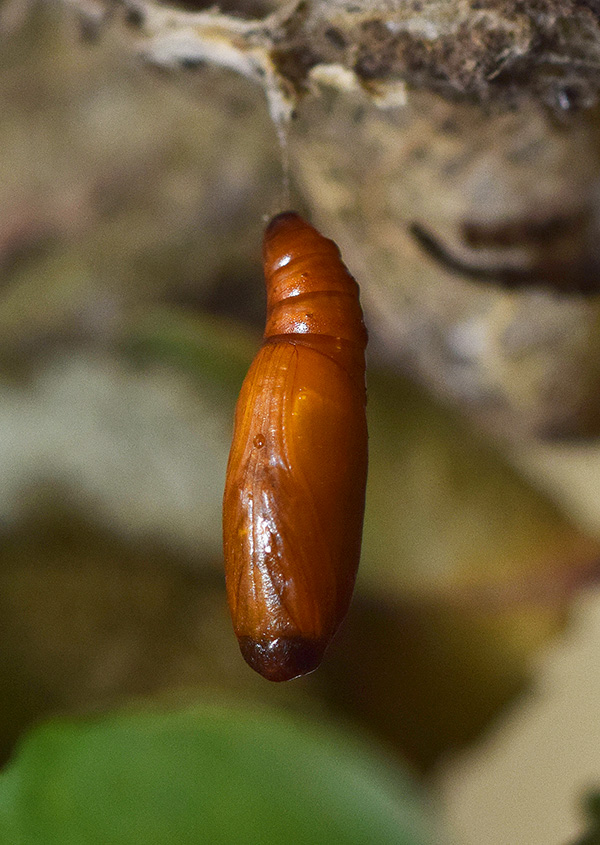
[2, 1, 600, 843]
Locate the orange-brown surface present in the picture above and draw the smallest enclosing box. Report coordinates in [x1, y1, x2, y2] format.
[223, 214, 368, 681]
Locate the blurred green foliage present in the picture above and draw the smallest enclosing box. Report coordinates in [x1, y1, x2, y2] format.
[0, 705, 439, 845]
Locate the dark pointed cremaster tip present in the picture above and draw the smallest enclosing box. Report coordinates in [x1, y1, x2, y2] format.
[238, 636, 325, 682]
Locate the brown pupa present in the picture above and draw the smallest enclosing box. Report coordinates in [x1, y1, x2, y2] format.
[223, 212, 368, 681]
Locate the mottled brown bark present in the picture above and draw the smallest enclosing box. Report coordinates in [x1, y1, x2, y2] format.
[61, 0, 600, 437]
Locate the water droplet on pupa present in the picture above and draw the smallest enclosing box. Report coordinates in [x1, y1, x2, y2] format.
[253, 434, 265, 449]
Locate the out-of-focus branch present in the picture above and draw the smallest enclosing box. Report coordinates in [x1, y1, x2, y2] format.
[78, 0, 299, 121]
[63, 0, 600, 116]
[51, 0, 600, 439]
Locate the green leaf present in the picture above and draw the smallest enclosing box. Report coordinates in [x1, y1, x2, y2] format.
[0, 705, 440, 845]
